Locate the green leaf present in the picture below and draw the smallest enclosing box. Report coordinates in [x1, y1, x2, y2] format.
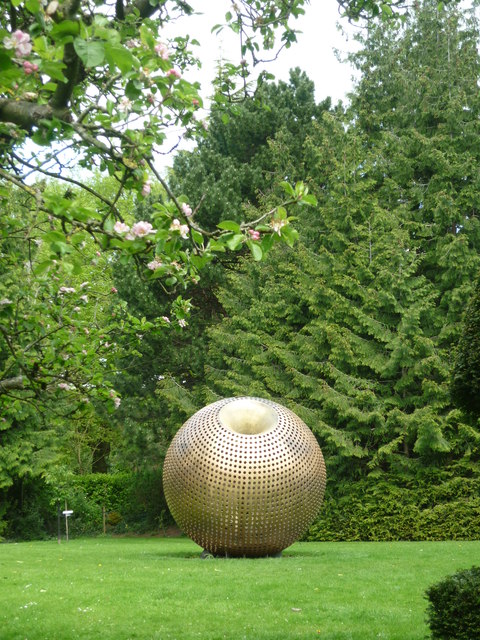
[248, 241, 263, 261]
[280, 225, 298, 247]
[40, 61, 67, 82]
[104, 43, 135, 73]
[225, 233, 244, 251]
[50, 20, 80, 40]
[139, 24, 155, 49]
[125, 79, 142, 100]
[33, 260, 52, 275]
[294, 181, 306, 197]
[44, 230, 66, 243]
[217, 220, 241, 233]
[73, 38, 105, 68]
[42, 82, 58, 92]
[208, 239, 226, 252]
[260, 233, 275, 254]
[191, 254, 209, 269]
[300, 194, 318, 206]
[191, 229, 203, 245]
[0, 53, 12, 72]
[25, 0, 41, 12]
[70, 231, 88, 246]
[280, 181, 295, 197]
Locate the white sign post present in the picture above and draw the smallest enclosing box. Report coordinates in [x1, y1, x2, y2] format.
[62, 508, 73, 542]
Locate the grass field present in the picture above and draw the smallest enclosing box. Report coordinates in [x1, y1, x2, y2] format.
[0, 537, 479, 640]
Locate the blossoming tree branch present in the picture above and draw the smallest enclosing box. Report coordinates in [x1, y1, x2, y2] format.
[0, 0, 321, 415]
[0, 0, 420, 418]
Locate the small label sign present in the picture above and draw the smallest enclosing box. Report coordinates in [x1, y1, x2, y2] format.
[62, 510, 73, 516]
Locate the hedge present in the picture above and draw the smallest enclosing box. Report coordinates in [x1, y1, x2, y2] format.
[305, 478, 480, 542]
[2, 469, 172, 540]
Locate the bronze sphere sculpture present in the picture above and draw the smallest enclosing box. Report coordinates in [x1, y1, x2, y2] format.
[163, 397, 326, 557]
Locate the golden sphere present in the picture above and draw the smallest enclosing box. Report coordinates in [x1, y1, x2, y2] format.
[163, 397, 326, 557]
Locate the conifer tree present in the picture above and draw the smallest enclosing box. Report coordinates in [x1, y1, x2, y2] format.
[203, 0, 480, 486]
[451, 274, 480, 417]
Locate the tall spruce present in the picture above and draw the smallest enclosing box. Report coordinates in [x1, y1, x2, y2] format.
[452, 273, 480, 417]
[204, 0, 480, 486]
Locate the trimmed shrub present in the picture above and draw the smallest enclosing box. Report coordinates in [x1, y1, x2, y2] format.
[305, 478, 480, 542]
[425, 566, 480, 639]
[70, 469, 171, 535]
[1, 469, 172, 540]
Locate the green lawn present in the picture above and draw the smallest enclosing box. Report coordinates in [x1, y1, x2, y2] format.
[0, 537, 478, 639]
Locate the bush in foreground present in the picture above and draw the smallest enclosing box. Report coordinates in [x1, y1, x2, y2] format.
[425, 566, 480, 639]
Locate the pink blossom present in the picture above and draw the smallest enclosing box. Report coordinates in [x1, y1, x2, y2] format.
[166, 68, 181, 80]
[59, 286, 75, 294]
[147, 258, 163, 270]
[3, 30, 32, 57]
[141, 180, 151, 197]
[161, 316, 171, 323]
[113, 221, 130, 234]
[131, 221, 156, 237]
[58, 382, 74, 390]
[178, 319, 187, 328]
[248, 229, 261, 241]
[154, 42, 169, 60]
[110, 287, 118, 294]
[169, 218, 189, 239]
[181, 203, 193, 217]
[23, 60, 38, 74]
[192, 99, 200, 107]
[109, 389, 121, 408]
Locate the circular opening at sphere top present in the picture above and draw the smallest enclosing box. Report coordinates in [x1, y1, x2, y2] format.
[218, 398, 278, 435]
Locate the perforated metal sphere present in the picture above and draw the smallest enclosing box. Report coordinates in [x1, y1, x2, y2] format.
[163, 397, 326, 557]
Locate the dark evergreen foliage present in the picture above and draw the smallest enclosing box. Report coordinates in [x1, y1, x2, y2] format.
[451, 274, 480, 416]
[425, 566, 480, 640]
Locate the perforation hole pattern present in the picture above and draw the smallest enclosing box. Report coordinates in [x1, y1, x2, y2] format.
[163, 397, 327, 557]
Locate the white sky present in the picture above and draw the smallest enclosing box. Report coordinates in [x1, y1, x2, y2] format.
[25, 2, 359, 177]
[171, 1, 359, 104]
[160, 1, 359, 161]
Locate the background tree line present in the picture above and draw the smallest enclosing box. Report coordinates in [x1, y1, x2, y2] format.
[2, 0, 480, 541]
